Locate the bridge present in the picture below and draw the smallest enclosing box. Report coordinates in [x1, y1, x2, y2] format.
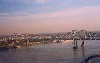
[0, 30, 99, 49]
[70, 30, 98, 49]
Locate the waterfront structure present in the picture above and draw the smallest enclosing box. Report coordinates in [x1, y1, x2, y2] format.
[0, 30, 100, 49]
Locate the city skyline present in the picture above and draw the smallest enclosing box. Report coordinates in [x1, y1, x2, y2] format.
[0, 0, 100, 35]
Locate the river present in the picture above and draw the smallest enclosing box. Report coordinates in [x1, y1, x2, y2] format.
[0, 40, 100, 63]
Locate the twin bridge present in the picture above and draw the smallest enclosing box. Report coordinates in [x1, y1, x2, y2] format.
[73, 39, 84, 49]
[71, 30, 98, 49]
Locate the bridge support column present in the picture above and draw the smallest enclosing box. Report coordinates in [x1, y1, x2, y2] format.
[81, 40, 84, 47]
[73, 40, 78, 49]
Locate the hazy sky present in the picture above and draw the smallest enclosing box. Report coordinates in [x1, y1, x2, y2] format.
[0, 0, 100, 35]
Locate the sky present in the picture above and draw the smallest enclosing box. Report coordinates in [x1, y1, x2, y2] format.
[0, 0, 100, 35]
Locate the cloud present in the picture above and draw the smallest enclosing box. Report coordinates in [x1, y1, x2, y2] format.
[36, 0, 50, 3]
[0, 6, 100, 34]
[29, 6, 100, 19]
[0, 0, 50, 3]
[1, 6, 100, 21]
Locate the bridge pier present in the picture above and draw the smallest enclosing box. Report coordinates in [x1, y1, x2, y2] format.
[81, 40, 84, 47]
[73, 40, 78, 49]
[73, 40, 85, 49]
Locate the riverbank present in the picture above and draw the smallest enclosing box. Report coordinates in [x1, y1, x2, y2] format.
[0, 40, 99, 51]
[0, 40, 62, 50]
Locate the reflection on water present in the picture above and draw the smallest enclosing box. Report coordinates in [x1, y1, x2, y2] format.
[0, 40, 100, 63]
[73, 49, 78, 63]
[82, 47, 85, 60]
[73, 46, 86, 63]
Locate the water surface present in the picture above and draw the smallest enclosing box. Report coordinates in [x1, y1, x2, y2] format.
[0, 40, 100, 63]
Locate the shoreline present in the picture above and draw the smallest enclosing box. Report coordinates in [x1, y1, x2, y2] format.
[0, 40, 100, 50]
